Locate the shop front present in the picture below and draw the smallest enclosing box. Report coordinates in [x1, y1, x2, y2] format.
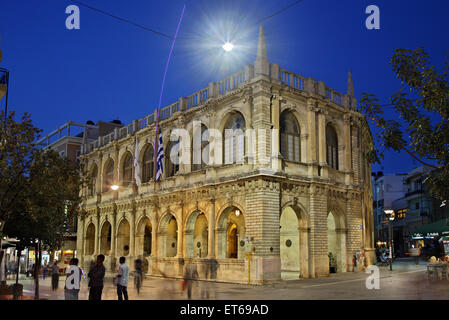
[411, 218, 449, 258]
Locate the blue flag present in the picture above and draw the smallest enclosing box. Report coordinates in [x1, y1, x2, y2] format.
[156, 129, 164, 182]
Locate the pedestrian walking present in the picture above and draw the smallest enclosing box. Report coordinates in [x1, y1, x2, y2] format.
[134, 257, 144, 294]
[88, 254, 106, 300]
[42, 260, 48, 280]
[116, 256, 129, 301]
[183, 263, 199, 300]
[51, 260, 59, 291]
[64, 258, 82, 300]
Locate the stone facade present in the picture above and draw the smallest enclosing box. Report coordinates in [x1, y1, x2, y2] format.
[77, 26, 375, 284]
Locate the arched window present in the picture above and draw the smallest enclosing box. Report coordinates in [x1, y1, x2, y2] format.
[88, 165, 98, 196]
[192, 125, 209, 171]
[103, 160, 114, 192]
[280, 111, 300, 162]
[166, 139, 180, 177]
[142, 145, 154, 183]
[224, 112, 245, 164]
[326, 125, 339, 170]
[122, 153, 133, 185]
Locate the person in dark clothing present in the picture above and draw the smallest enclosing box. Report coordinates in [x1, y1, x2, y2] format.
[51, 260, 60, 291]
[88, 254, 106, 300]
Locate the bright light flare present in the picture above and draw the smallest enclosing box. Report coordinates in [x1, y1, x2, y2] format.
[222, 42, 234, 52]
[111, 185, 119, 191]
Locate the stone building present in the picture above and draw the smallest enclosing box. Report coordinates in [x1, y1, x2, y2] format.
[77, 26, 375, 284]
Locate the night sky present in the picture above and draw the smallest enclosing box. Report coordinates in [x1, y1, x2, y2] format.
[1, 0, 448, 175]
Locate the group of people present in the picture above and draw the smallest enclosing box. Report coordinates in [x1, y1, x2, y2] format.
[60, 254, 144, 300]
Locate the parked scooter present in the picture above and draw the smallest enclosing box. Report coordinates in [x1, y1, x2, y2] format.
[378, 250, 391, 266]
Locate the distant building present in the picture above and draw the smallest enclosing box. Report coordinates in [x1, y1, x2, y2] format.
[392, 166, 449, 255]
[35, 120, 122, 268]
[372, 172, 407, 246]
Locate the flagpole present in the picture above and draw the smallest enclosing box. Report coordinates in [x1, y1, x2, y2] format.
[153, 4, 186, 162]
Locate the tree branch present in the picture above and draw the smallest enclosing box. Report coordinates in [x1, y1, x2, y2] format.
[400, 145, 441, 170]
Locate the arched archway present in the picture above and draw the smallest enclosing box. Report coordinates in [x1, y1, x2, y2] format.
[223, 112, 246, 165]
[88, 164, 98, 196]
[192, 124, 210, 171]
[117, 218, 130, 256]
[121, 152, 133, 186]
[100, 221, 112, 256]
[217, 206, 246, 259]
[85, 223, 95, 255]
[103, 159, 114, 192]
[141, 145, 154, 183]
[280, 111, 301, 162]
[280, 205, 309, 279]
[159, 213, 178, 257]
[136, 217, 152, 257]
[185, 211, 208, 258]
[326, 124, 339, 170]
[327, 210, 347, 272]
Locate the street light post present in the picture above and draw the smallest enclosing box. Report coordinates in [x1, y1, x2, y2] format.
[384, 209, 395, 271]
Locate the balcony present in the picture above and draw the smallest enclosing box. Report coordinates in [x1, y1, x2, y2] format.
[405, 189, 424, 198]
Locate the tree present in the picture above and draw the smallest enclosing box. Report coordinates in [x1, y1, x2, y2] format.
[0, 111, 41, 222]
[0, 110, 41, 284]
[3, 148, 82, 299]
[360, 48, 449, 201]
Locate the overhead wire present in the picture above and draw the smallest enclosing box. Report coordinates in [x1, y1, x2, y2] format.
[69, 0, 304, 40]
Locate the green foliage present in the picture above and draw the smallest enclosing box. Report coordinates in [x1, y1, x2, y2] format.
[360, 48, 449, 200]
[1, 111, 83, 250]
[0, 111, 41, 222]
[328, 252, 337, 267]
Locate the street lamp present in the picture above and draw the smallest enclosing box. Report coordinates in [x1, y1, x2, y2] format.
[384, 209, 395, 271]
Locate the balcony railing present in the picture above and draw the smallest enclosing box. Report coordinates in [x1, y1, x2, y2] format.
[82, 63, 352, 154]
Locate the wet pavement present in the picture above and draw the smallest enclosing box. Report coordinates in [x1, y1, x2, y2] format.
[5, 258, 449, 300]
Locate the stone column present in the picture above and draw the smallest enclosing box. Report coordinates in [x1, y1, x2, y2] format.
[307, 103, 318, 177]
[111, 205, 117, 259]
[343, 116, 353, 184]
[151, 207, 158, 258]
[97, 152, 103, 194]
[317, 109, 328, 177]
[308, 185, 329, 277]
[79, 216, 85, 267]
[207, 198, 216, 258]
[177, 204, 184, 258]
[271, 95, 282, 171]
[95, 211, 100, 255]
[130, 206, 136, 259]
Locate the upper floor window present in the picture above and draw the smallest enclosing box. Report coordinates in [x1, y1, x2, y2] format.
[88, 165, 97, 196]
[122, 153, 133, 185]
[326, 124, 339, 170]
[280, 111, 300, 162]
[142, 145, 154, 183]
[166, 139, 180, 177]
[103, 160, 114, 192]
[224, 112, 245, 164]
[192, 124, 209, 171]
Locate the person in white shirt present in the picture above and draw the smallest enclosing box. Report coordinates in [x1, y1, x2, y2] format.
[65, 258, 82, 300]
[116, 256, 129, 300]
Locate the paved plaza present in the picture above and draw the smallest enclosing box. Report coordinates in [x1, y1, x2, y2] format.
[5, 258, 449, 300]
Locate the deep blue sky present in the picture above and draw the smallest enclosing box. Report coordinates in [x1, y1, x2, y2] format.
[1, 0, 448, 174]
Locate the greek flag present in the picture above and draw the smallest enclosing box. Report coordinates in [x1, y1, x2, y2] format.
[134, 138, 141, 186]
[155, 129, 164, 182]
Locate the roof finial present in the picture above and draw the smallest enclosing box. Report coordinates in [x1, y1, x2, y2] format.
[254, 25, 269, 76]
[347, 70, 354, 97]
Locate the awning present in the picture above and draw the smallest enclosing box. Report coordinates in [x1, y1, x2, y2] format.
[412, 219, 449, 238]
